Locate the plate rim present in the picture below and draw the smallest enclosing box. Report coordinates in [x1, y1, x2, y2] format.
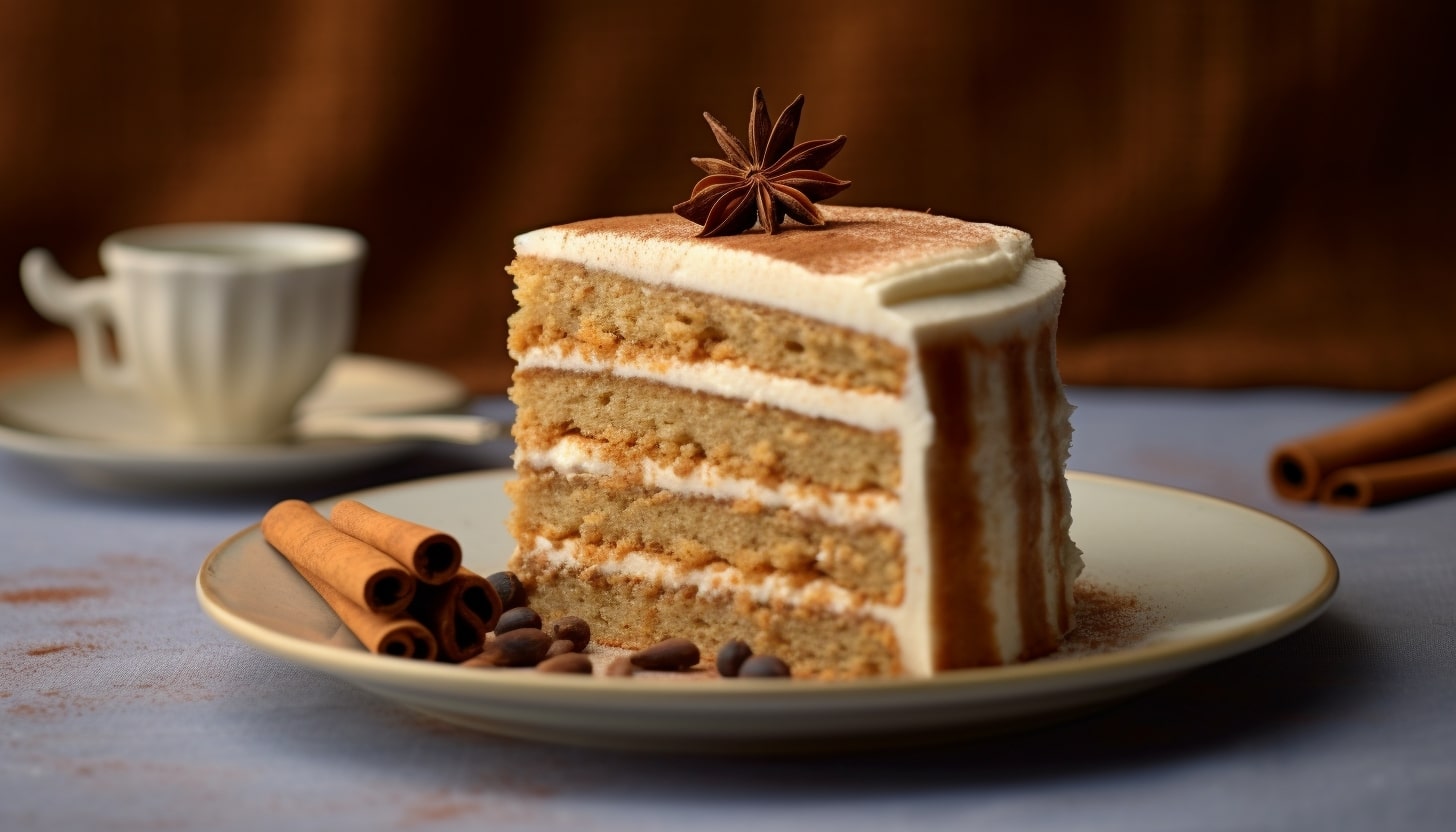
[196, 469, 1339, 703]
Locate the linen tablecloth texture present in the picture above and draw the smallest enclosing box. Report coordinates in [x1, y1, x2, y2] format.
[2, 389, 1453, 832]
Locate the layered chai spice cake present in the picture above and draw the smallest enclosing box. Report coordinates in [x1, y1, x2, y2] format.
[504, 91, 1080, 678]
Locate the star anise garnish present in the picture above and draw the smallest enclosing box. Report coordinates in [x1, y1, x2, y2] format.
[673, 88, 851, 237]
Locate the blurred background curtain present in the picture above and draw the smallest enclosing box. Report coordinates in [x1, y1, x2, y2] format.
[1, 0, 1452, 393]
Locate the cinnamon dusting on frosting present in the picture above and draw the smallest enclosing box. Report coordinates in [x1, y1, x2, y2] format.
[559, 207, 1024, 279]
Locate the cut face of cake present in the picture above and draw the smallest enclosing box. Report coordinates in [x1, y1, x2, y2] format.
[505, 205, 1081, 678]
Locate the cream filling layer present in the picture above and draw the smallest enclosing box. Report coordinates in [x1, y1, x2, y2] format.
[517, 436, 902, 529]
[515, 345, 919, 434]
[528, 537, 898, 623]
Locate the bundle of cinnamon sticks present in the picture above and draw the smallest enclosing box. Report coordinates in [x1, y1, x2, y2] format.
[1269, 375, 1456, 507]
[261, 499, 502, 660]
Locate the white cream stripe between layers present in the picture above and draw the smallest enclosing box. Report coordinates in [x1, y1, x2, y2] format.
[514, 346, 915, 433]
[523, 537, 902, 626]
[518, 436, 901, 529]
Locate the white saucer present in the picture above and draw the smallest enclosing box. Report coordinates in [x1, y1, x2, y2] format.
[197, 470, 1338, 754]
[0, 354, 469, 489]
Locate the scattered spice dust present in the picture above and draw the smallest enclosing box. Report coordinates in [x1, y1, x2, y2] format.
[404, 798, 480, 825]
[26, 644, 74, 657]
[1054, 580, 1164, 658]
[0, 555, 221, 734]
[0, 586, 108, 605]
[4, 641, 106, 720]
[396, 784, 552, 829]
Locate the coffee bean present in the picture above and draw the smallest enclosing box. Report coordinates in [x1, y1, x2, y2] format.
[604, 656, 635, 677]
[545, 638, 577, 659]
[630, 637, 700, 671]
[536, 653, 592, 674]
[738, 654, 792, 678]
[550, 616, 591, 651]
[494, 606, 542, 635]
[716, 639, 753, 677]
[490, 628, 553, 666]
[485, 571, 526, 610]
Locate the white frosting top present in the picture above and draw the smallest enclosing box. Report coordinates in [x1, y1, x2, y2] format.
[513, 206, 1043, 344]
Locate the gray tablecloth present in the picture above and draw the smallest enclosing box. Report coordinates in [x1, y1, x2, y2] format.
[2, 390, 1451, 831]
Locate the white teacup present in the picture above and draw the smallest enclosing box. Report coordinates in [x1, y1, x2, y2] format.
[21, 223, 365, 444]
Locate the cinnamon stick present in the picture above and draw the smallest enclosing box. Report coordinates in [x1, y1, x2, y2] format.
[1269, 375, 1456, 501]
[294, 563, 438, 659]
[329, 499, 462, 585]
[261, 500, 416, 615]
[408, 567, 503, 663]
[1317, 452, 1456, 508]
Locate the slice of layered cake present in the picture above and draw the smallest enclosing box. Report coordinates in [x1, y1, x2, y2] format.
[505, 90, 1078, 678]
[505, 206, 1080, 678]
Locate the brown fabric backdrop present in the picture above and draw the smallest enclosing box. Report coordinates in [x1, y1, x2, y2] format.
[2, 0, 1452, 393]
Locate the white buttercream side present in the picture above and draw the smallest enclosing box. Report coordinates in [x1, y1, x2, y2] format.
[1027, 340, 1075, 634]
[517, 436, 901, 529]
[515, 346, 914, 433]
[865, 231, 1032, 305]
[889, 258, 1065, 344]
[887, 359, 933, 675]
[1029, 343, 1060, 636]
[975, 352, 1024, 664]
[879, 260, 1066, 675]
[1057, 399, 1086, 606]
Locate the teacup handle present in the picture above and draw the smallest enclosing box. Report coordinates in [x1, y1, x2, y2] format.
[20, 248, 134, 392]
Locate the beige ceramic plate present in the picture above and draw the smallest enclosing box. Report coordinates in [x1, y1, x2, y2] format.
[0, 354, 467, 489]
[197, 470, 1338, 754]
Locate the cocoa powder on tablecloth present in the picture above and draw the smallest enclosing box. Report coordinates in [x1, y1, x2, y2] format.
[1, 554, 208, 722]
[0, 586, 109, 605]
